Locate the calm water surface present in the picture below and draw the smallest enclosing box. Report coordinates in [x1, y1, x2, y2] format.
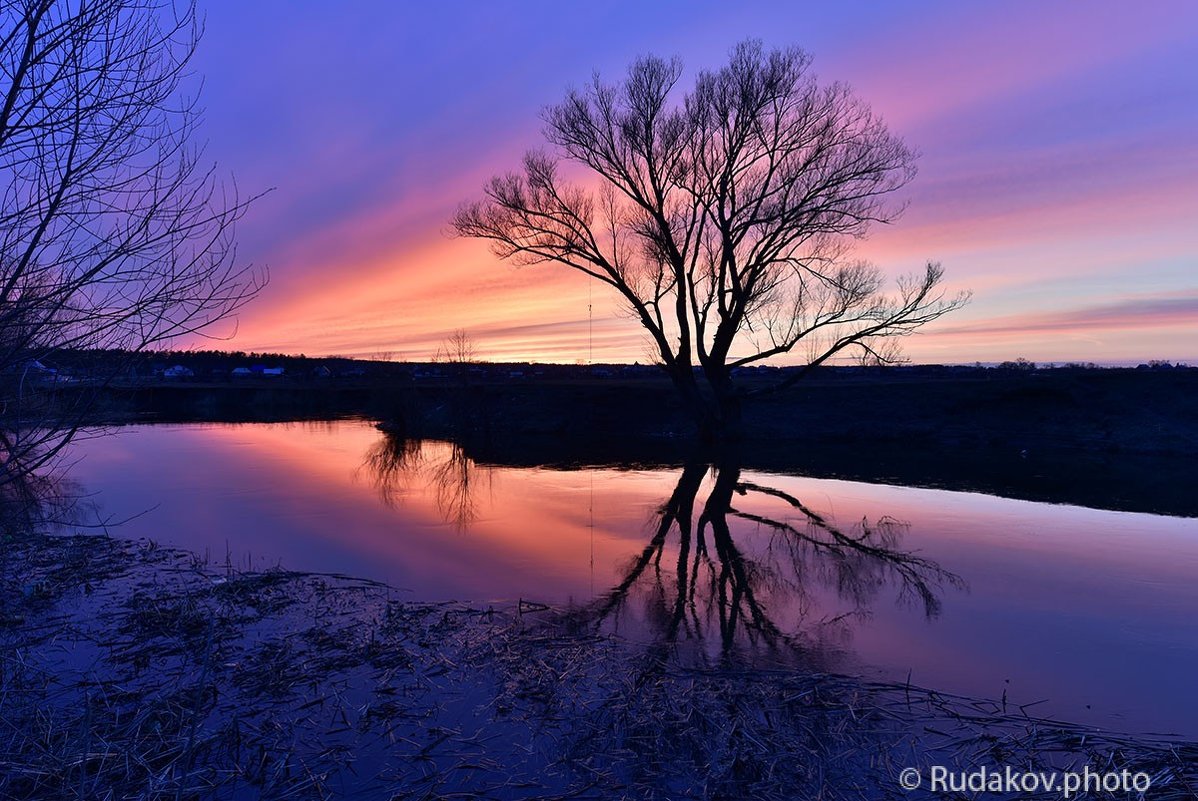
[66, 420, 1198, 738]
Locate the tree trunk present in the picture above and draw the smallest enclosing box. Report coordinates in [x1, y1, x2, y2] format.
[666, 364, 746, 445]
[666, 364, 716, 442]
[714, 388, 743, 444]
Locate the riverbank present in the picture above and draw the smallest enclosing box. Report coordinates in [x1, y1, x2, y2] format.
[2, 528, 1195, 800]
[73, 367, 1195, 452]
[53, 367, 1198, 516]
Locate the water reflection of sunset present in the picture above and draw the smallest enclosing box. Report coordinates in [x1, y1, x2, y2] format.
[71, 421, 1198, 737]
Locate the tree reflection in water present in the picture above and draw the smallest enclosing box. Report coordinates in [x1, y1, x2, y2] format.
[577, 453, 964, 668]
[1, 448, 95, 536]
[361, 432, 962, 667]
[361, 432, 491, 531]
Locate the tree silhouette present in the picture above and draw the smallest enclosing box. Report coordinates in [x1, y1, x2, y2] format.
[0, 0, 264, 485]
[455, 41, 968, 441]
[434, 329, 478, 366]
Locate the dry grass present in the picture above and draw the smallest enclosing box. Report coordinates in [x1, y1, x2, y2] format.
[1, 530, 1194, 800]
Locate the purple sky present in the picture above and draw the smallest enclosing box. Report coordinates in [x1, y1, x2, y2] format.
[186, 0, 1198, 364]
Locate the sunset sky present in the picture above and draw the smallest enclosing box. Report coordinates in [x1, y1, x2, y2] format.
[188, 0, 1197, 365]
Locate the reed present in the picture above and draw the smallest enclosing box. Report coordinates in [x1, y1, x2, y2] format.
[2, 531, 1193, 799]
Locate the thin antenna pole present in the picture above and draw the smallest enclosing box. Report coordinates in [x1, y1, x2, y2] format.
[589, 469, 594, 598]
[588, 282, 595, 596]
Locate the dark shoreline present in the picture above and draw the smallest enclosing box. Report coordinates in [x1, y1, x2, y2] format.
[49, 367, 1198, 516]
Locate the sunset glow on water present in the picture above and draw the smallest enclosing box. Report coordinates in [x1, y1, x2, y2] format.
[69, 421, 1198, 738]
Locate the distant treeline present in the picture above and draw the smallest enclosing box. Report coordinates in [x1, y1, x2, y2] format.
[23, 348, 1196, 385]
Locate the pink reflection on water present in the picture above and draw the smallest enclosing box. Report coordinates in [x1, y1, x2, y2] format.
[76, 422, 677, 602]
[69, 421, 1198, 737]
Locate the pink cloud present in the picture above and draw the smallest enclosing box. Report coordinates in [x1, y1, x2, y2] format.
[933, 292, 1198, 338]
[191, 2, 1197, 366]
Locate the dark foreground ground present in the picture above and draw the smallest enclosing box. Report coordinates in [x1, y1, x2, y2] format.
[3, 530, 1196, 800]
[77, 367, 1198, 515]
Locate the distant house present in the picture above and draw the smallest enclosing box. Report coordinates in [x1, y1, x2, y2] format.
[312, 365, 332, 378]
[262, 366, 284, 377]
[231, 367, 253, 378]
[163, 365, 194, 379]
[7, 360, 60, 383]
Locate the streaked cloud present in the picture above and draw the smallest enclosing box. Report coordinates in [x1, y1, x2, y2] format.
[185, 0, 1198, 365]
[934, 293, 1198, 337]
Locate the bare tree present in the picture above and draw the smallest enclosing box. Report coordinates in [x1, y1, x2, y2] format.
[454, 41, 969, 440]
[0, 0, 265, 485]
[433, 328, 477, 365]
